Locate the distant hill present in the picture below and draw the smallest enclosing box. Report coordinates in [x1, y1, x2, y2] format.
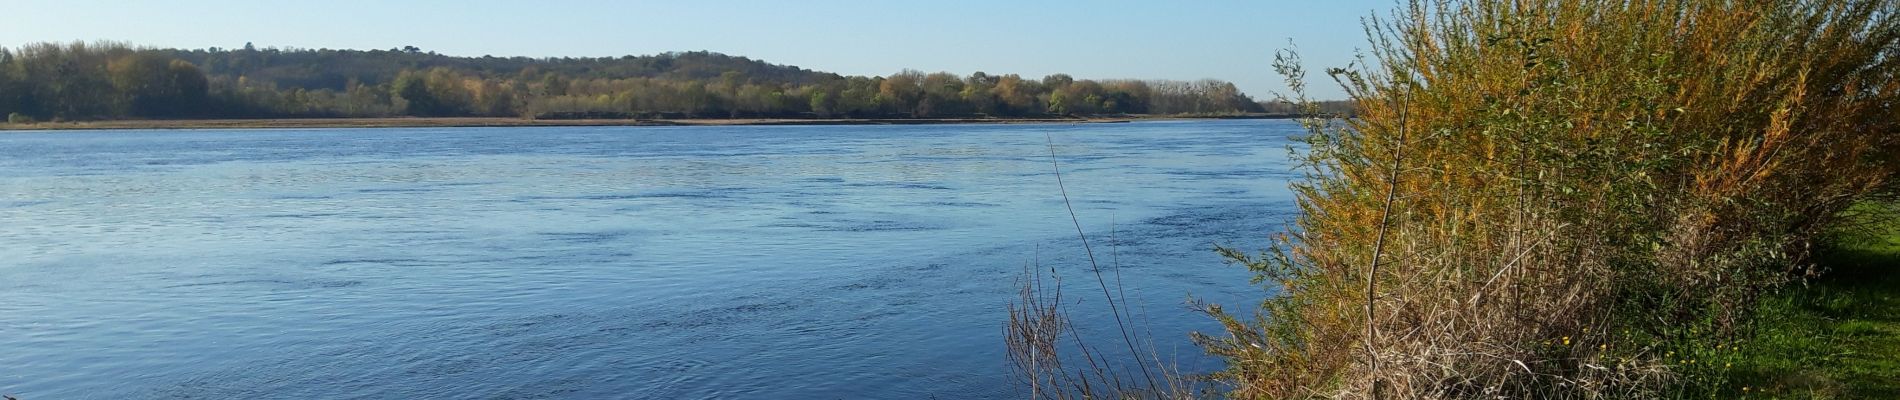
[154, 46, 844, 91]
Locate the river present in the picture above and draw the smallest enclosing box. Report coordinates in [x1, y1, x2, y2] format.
[0, 120, 1299, 398]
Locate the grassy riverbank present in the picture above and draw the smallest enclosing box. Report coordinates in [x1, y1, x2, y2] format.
[1718, 203, 1900, 399]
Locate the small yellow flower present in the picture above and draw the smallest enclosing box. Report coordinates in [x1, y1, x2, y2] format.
[1743, 386, 1751, 392]
[1725, 362, 1732, 368]
[1562, 336, 1571, 346]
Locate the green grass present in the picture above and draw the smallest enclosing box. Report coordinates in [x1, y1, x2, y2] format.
[1719, 202, 1900, 399]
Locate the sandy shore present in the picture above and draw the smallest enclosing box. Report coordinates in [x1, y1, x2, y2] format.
[0, 116, 1183, 131]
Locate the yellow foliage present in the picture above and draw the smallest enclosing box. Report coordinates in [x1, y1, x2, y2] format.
[1200, 0, 1900, 398]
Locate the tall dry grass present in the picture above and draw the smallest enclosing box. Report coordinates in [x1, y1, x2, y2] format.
[1193, 0, 1900, 398]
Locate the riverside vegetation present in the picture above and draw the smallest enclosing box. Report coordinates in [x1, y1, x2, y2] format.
[0, 42, 1352, 124]
[1009, 0, 1899, 398]
[1734, 201, 1900, 398]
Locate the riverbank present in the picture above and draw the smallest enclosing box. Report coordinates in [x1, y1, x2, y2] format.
[0, 115, 1291, 131]
[1723, 202, 1900, 398]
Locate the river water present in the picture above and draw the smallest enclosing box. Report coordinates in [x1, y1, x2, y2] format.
[0, 120, 1300, 399]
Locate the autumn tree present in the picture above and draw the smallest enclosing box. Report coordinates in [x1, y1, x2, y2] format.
[108, 54, 210, 117]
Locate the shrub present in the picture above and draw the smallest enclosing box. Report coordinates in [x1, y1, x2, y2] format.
[6, 112, 31, 124]
[1199, 0, 1900, 398]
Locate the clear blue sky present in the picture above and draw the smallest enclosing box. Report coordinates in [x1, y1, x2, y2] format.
[4, 0, 1393, 100]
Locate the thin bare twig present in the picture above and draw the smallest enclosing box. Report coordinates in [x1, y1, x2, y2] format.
[1364, 89, 1410, 398]
[1045, 133, 1160, 392]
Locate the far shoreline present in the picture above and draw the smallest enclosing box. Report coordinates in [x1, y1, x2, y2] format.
[0, 114, 1297, 132]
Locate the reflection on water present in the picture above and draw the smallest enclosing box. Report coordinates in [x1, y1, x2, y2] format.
[0, 120, 1299, 399]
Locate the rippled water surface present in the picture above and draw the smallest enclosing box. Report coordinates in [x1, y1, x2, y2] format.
[0, 120, 1300, 399]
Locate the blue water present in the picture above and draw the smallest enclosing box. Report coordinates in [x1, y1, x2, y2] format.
[0, 120, 1300, 399]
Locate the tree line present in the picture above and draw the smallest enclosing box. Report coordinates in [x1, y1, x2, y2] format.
[1, 41, 1302, 122]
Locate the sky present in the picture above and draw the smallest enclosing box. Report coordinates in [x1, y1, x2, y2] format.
[4, 0, 1393, 100]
